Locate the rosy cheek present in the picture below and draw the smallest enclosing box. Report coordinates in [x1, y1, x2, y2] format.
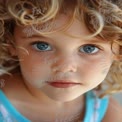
[42, 54, 59, 65]
[24, 55, 53, 75]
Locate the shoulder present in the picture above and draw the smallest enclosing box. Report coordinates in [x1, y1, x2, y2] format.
[0, 73, 28, 100]
[0, 73, 22, 91]
[102, 97, 122, 122]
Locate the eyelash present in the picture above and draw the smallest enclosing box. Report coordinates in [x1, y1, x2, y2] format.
[30, 41, 103, 55]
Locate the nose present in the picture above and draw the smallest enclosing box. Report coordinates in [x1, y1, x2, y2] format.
[51, 55, 77, 73]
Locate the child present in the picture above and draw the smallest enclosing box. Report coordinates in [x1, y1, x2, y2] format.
[0, 0, 122, 121]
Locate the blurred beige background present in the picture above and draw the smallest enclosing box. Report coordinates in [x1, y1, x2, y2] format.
[113, 93, 122, 105]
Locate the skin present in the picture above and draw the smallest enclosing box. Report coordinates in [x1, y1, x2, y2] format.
[102, 98, 122, 122]
[3, 14, 121, 121]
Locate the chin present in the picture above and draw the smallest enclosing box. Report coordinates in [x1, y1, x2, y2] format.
[40, 86, 85, 102]
[44, 91, 82, 102]
[49, 95, 79, 102]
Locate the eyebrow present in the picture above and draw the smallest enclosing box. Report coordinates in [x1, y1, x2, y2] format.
[22, 34, 49, 39]
[86, 39, 110, 44]
[21, 34, 56, 44]
[22, 33, 110, 44]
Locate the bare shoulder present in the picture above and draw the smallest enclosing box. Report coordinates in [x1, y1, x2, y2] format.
[0, 73, 28, 99]
[0, 73, 23, 91]
[102, 97, 122, 122]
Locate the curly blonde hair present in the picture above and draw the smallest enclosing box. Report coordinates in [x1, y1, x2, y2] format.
[0, 0, 122, 97]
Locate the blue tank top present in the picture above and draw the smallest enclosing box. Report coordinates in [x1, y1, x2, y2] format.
[0, 90, 109, 122]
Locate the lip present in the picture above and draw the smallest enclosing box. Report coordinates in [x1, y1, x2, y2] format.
[47, 80, 80, 88]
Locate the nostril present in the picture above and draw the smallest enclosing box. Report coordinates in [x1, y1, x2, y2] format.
[52, 63, 77, 73]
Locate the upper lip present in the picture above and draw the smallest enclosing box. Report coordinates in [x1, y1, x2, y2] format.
[46, 80, 81, 84]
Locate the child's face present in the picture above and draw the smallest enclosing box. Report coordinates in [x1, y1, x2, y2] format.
[12, 14, 118, 102]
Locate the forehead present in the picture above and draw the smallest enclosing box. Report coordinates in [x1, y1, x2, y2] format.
[14, 14, 107, 43]
[14, 14, 88, 34]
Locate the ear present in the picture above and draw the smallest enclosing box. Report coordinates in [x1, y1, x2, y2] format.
[112, 41, 121, 61]
[113, 55, 122, 61]
[116, 46, 122, 62]
[120, 46, 122, 56]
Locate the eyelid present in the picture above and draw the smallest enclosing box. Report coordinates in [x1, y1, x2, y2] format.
[81, 44, 103, 50]
[30, 40, 49, 45]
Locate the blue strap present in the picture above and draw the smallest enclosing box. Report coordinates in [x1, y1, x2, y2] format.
[83, 91, 109, 122]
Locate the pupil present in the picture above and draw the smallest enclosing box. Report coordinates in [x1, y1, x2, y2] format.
[37, 43, 48, 50]
[83, 45, 95, 53]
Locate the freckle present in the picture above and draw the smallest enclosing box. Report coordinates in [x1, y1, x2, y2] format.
[101, 68, 109, 74]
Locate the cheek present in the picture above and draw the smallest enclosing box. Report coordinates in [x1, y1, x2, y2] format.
[81, 56, 113, 87]
[18, 52, 50, 80]
[17, 49, 49, 70]
[18, 52, 58, 85]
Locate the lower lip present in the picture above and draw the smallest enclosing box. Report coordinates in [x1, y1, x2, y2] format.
[47, 82, 79, 88]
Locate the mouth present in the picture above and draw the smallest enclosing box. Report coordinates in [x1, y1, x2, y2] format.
[46, 80, 81, 88]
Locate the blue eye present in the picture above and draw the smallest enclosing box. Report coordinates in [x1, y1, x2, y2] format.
[79, 44, 99, 54]
[32, 41, 52, 51]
